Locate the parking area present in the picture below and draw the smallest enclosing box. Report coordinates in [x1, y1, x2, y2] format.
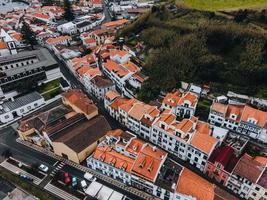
[0, 157, 132, 200]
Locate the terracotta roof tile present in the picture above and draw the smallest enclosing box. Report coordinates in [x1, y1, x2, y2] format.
[176, 168, 215, 200]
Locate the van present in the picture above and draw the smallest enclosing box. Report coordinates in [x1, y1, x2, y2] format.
[84, 172, 96, 182]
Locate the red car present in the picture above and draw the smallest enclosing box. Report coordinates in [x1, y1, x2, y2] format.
[64, 172, 71, 185]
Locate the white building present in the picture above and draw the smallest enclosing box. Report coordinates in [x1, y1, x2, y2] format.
[87, 129, 195, 200]
[57, 22, 77, 35]
[161, 90, 198, 119]
[0, 92, 45, 124]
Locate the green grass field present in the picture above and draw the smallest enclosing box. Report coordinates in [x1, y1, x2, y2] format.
[178, 0, 267, 11]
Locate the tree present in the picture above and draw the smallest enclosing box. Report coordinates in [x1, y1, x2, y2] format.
[21, 21, 37, 49]
[63, 0, 75, 21]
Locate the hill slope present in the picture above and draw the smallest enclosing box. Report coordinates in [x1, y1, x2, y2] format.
[118, 6, 267, 102]
[177, 0, 267, 11]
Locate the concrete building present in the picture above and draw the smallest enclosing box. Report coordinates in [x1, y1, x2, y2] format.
[0, 48, 62, 98]
[0, 92, 45, 124]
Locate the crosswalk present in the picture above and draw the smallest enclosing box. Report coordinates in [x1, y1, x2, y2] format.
[44, 182, 80, 200]
[51, 162, 65, 177]
[0, 160, 42, 185]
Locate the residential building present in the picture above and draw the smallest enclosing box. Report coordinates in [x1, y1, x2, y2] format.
[87, 129, 194, 200]
[104, 93, 219, 171]
[204, 145, 240, 185]
[226, 154, 267, 199]
[0, 29, 17, 57]
[161, 90, 198, 119]
[46, 36, 72, 49]
[208, 102, 267, 142]
[0, 92, 44, 124]
[86, 75, 115, 100]
[101, 19, 129, 30]
[57, 22, 77, 35]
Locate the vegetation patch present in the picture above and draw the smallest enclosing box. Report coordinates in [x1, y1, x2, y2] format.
[119, 6, 267, 102]
[195, 97, 212, 120]
[178, 0, 267, 11]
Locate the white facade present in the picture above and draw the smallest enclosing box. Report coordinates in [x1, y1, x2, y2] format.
[0, 93, 45, 124]
[57, 22, 77, 35]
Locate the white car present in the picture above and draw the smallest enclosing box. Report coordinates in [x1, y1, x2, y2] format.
[38, 164, 49, 173]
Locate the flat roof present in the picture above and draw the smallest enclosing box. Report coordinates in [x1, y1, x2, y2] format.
[0, 48, 58, 77]
[0, 92, 43, 114]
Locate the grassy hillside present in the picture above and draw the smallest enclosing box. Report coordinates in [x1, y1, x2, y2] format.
[177, 0, 267, 11]
[118, 6, 267, 102]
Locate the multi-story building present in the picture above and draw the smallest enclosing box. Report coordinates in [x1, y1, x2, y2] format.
[87, 129, 195, 200]
[204, 145, 240, 185]
[104, 93, 219, 172]
[101, 49, 147, 98]
[86, 75, 115, 100]
[226, 154, 267, 199]
[208, 102, 267, 142]
[0, 48, 62, 97]
[161, 90, 198, 119]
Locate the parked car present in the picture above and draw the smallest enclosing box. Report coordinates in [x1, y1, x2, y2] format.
[80, 180, 87, 190]
[72, 176, 78, 187]
[64, 172, 71, 185]
[38, 164, 49, 173]
[17, 172, 33, 182]
[84, 172, 96, 182]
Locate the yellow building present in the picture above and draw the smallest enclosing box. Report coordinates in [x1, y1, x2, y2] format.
[52, 116, 111, 163]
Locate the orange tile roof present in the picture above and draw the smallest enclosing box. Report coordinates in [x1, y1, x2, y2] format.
[33, 12, 50, 20]
[93, 146, 135, 173]
[179, 92, 198, 107]
[190, 131, 218, 155]
[110, 49, 129, 58]
[241, 105, 267, 127]
[104, 60, 129, 77]
[211, 102, 228, 114]
[225, 104, 244, 122]
[77, 66, 91, 76]
[196, 122, 211, 135]
[162, 90, 181, 107]
[62, 89, 98, 115]
[0, 41, 7, 49]
[106, 129, 124, 137]
[102, 19, 129, 28]
[174, 119, 194, 133]
[110, 97, 130, 110]
[132, 144, 167, 182]
[105, 90, 120, 101]
[126, 138, 145, 156]
[128, 103, 159, 121]
[84, 68, 102, 79]
[84, 37, 96, 44]
[46, 36, 71, 44]
[159, 112, 176, 126]
[119, 99, 138, 113]
[176, 168, 215, 200]
[254, 156, 267, 165]
[123, 61, 139, 73]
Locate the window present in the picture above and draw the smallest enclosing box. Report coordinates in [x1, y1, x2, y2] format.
[4, 115, 9, 119]
[34, 103, 38, 107]
[20, 109, 24, 112]
[255, 187, 260, 191]
[188, 153, 191, 158]
[27, 106, 31, 110]
[194, 157, 198, 162]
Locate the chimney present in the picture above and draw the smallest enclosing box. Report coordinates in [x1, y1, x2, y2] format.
[152, 146, 157, 152]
